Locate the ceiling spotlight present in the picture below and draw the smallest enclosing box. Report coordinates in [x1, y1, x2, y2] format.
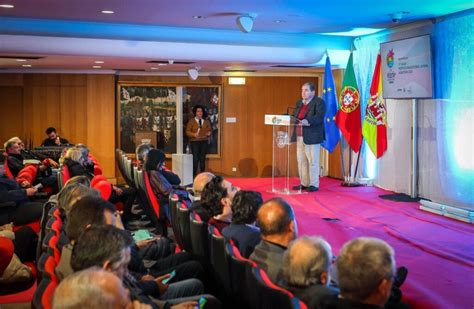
[193, 15, 204, 19]
[150, 67, 159, 70]
[274, 20, 286, 23]
[16, 59, 27, 62]
[22, 64, 32, 67]
[101, 10, 114, 14]
[236, 13, 257, 33]
[0, 4, 14, 8]
[187, 67, 201, 81]
[158, 63, 167, 66]
[92, 65, 102, 69]
[94, 60, 104, 64]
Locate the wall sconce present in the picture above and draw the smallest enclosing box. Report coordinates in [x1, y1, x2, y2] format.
[228, 77, 246, 85]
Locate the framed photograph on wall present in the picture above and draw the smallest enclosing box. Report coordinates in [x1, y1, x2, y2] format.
[118, 84, 221, 157]
[118, 84, 177, 154]
[182, 86, 221, 157]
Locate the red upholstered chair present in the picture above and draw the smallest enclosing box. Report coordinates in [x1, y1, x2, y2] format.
[251, 267, 308, 309]
[225, 239, 258, 306]
[33, 254, 58, 309]
[60, 164, 70, 185]
[3, 156, 15, 179]
[0, 236, 14, 275]
[93, 180, 113, 201]
[189, 211, 210, 267]
[0, 237, 36, 296]
[209, 224, 232, 298]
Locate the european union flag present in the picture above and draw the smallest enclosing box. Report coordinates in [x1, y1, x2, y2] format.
[321, 56, 340, 153]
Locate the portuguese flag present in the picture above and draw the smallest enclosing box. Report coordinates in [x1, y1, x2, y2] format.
[336, 52, 362, 152]
[362, 53, 387, 158]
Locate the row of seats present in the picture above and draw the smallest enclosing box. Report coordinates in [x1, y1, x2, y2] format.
[168, 195, 307, 309]
[33, 206, 63, 309]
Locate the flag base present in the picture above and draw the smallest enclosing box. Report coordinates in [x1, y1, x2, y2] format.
[341, 181, 365, 187]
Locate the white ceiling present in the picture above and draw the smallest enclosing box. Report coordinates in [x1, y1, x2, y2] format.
[0, 0, 472, 74]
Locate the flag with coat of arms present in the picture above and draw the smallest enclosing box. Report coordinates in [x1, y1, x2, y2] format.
[362, 53, 388, 158]
[336, 52, 362, 152]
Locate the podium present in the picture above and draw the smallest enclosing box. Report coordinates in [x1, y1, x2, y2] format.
[264, 115, 303, 194]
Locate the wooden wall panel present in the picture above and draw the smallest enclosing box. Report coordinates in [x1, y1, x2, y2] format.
[86, 75, 116, 180]
[0, 86, 24, 146]
[23, 85, 61, 146]
[60, 86, 88, 145]
[1, 73, 327, 182]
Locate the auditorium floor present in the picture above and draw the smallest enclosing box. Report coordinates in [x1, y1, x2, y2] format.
[228, 177, 474, 309]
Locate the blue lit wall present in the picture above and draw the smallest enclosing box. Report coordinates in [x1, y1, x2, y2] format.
[433, 10, 474, 206]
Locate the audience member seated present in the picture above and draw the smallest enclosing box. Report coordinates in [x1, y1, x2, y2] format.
[189, 172, 215, 205]
[62, 147, 135, 219]
[41, 127, 70, 147]
[222, 190, 262, 258]
[0, 224, 37, 263]
[66, 194, 203, 285]
[0, 235, 35, 294]
[0, 175, 43, 226]
[136, 142, 154, 167]
[198, 175, 239, 231]
[282, 236, 339, 309]
[321, 237, 403, 309]
[71, 225, 216, 308]
[250, 197, 297, 283]
[4, 137, 57, 192]
[53, 267, 157, 309]
[145, 149, 187, 219]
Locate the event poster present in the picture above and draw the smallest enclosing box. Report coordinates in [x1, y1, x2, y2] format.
[380, 35, 433, 99]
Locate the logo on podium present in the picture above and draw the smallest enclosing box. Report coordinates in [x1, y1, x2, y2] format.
[276, 131, 289, 148]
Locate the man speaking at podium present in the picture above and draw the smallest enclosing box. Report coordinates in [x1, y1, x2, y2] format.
[292, 82, 326, 192]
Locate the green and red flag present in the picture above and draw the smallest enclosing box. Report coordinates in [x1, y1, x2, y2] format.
[336, 52, 362, 152]
[362, 53, 387, 158]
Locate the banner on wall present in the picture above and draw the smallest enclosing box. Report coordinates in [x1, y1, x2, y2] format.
[380, 35, 433, 99]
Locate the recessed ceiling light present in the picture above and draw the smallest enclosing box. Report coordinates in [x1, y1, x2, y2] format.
[224, 66, 233, 69]
[0, 4, 14, 8]
[16, 59, 27, 62]
[150, 67, 159, 70]
[94, 60, 104, 64]
[192, 15, 204, 19]
[101, 10, 114, 14]
[22, 64, 32, 67]
[274, 20, 286, 23]
[92, 65, 102, 69]
[158, 63, 167, 66]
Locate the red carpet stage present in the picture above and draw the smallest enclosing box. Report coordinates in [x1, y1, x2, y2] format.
[228, 177, 474, 309]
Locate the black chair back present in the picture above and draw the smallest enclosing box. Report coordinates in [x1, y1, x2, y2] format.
[189, 211, 210, 264]
[177, 201, 192, 252]
[209, 224, 232, 298]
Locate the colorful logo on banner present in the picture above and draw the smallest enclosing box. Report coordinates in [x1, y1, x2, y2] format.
[386, 49, 394, 68]
[339, 86, 360, 113]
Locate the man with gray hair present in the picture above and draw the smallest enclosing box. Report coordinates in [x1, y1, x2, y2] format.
[322, 237, 398, 309]
[282, 236, 339, 308]
[53, 267, 149, 309]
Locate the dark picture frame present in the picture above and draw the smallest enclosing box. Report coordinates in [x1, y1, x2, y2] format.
[118, 83, 221, 157]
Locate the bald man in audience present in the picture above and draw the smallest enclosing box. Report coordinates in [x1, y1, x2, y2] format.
[321, 237, 403, 309]
[53, 267, 151, 309]
[282, 237, 339, 309]
[249, 197, 297, 283]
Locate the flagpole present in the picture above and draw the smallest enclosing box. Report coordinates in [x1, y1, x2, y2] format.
[353, 139, 363, 180]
